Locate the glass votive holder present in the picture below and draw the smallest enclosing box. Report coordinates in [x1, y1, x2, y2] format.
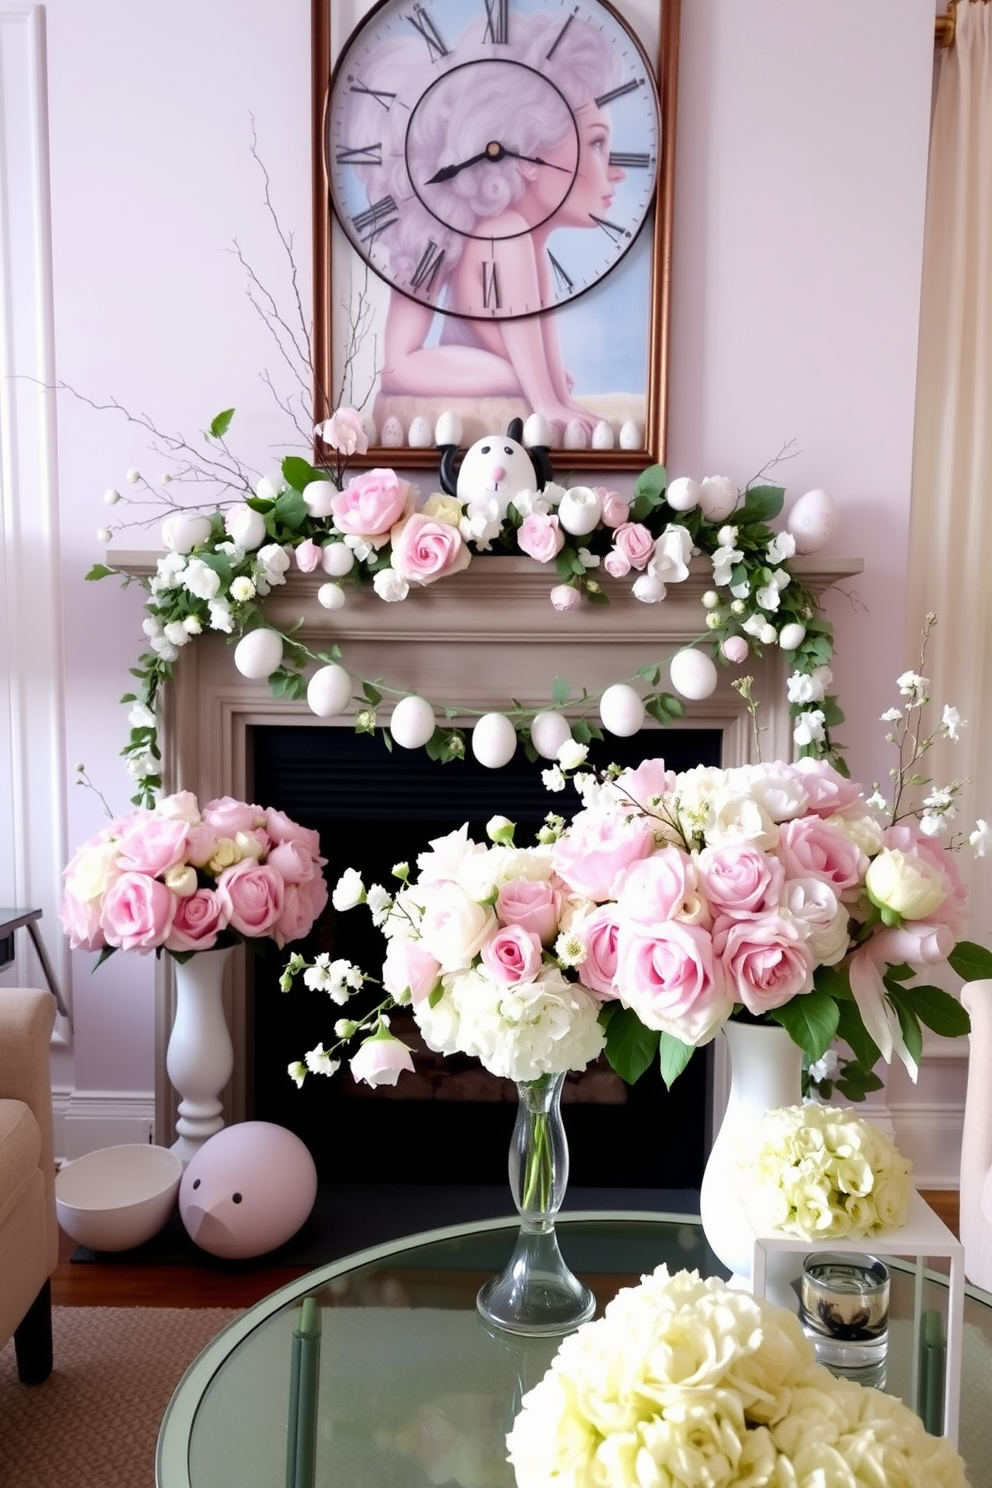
[800, 1253, 890, 1373]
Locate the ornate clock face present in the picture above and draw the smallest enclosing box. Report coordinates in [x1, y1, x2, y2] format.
[326, 0, 661, 321]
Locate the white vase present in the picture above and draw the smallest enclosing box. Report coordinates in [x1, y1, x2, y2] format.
[699, 1019, 804, 1303]
[166, 946, 235, 1166]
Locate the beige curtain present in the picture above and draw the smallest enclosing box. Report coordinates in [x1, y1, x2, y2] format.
[907, 3, 992, 894]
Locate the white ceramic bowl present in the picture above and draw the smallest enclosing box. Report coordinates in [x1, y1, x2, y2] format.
[56, 1143, 184, 1251]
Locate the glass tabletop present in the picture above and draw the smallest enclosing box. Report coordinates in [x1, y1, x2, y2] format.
[156, 1212, 992, 1488]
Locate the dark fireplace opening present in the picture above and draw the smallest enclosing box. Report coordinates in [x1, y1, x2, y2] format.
[248, 726, 721, 1188]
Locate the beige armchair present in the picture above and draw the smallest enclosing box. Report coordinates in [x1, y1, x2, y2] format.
[0, 988, 58, 1383]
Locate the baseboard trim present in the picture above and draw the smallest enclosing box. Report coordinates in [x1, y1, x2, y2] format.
[889, 1100, 963, 1189]
[54, 1088, 156, 1165]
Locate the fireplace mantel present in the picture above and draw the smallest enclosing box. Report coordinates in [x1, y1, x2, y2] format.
[110, 549, 862, 1142]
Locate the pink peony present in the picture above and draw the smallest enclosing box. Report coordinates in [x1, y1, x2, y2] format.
[164, 888, 228, 953]
[697, 843, 785, 919]
[615, 848, 697, 923]
[319, 406, 368, 456]
[382, 938, 441, 1005]
[713, 912, 815, 1015]
[610, 522, 655, 571]
[552, 811, 657, 903]
[576, 904, 622, 999]
[264, 807, 323, 858]
[272, 874, 329, 947]
[332, 468, 411, 538]
[496, 879, 561, 945]
[390, 512, 471, 585]
[59, 886, 108, 952]
[215, 859, 284, 938]
[99, 871, 176, 953]
[350, 1033, 415, 1087]
[480, 924, 544, 984]
[776, 815, 868, 895]
[266, 839, 321, 885]
[294, 538, 324, 573]
[617, 759, 677, 812]
[517, 513, 564, 564]
[787, 757, 866, 818]
[114, 812, 190, 878]
[615, 919, 731, 1046]
[202, 796, 266, 838]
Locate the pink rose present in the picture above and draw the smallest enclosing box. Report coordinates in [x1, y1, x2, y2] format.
[185, 821, 222, 868]
[273, 874, 329, 947]
[349, 1033, 415, 1087]
[164, 888, 228, 953]
[786, 757, 866, 818]
[294, 538, 324, 573]
[319, 407, 368, 457]
[697, 843, 785, 919]
[202, 796, 266, 837]
[713, 912, 815, 1015]
[114, 813, 190, 878]
[215, 859, 284, 939]
[390, 512, 471, 585]
[59, 886, 108, 952]
[611, 522, 655, 571]
[552, 811, 657, 903]
[517, 513, 564, 564]
[615, 920, 731, 1045]
[266, 839, 321, 885]
[480, 924, 544, 984]
[576, 905, 622, 999]
[496, 879, 561, 945]
[776, 816, 868, 895]
[383, 938, 441, 1005]
[332, 469, 411, 538]
[100, 872, 176, 952]
[264, 808, 322, 859]
[615, 847, 697, 923]
[598, 488, 630, 528]
[550, 585, 581, 612]
[603, 547, 632, 578]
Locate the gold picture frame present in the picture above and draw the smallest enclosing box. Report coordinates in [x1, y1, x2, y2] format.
[311, 0, 681, 472]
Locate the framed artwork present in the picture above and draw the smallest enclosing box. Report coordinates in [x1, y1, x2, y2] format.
[312, 0, 680, 471]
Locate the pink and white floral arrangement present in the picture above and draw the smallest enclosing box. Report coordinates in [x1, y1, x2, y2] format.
[60, 791, 328, 960]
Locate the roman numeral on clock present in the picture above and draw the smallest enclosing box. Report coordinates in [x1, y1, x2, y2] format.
[411, 240, 446, 294]
[547, 250, 574, 296]
[609, 152, 652, 170]
[482, 260, 501, 311]
[589, 213, 630, 245]
[594, 78, 644, 108]
[483, 0, 508, 44]
[335, 143, 383, 167]
[406, 5, 448, 61]
[351, 195, 399, 243]
[347, 78, 396, 111]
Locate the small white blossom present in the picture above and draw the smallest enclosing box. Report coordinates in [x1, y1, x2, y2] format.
[366, 884, 392, 926]
[555, 930, 587, 967]
[766, 531, 797, 563]
[126, 749, 158, 780]
[304, 1043, 340, 1076]
[807, 1048, 840, 1085]
[730, 579, 751, 600]
[127, 702, 156, 730]
[372, 568, 409, 603]
[701, 590, 720, 609]
[103, 488, 121, 504]
[126, 468, 141, 484]
[542, 765, 567, 792]
[897, 670, 928, 704]
[230, 575, 257, 603]
[711, 544, 743, 587]
[942, 705, 965, 740]
[880, 707, 902, 723]
[207, 597, 234, 633]
[163, 620, 192, 648]
[577, 547, 600, 569]
[343, 533, 374, 562]
[96, 527, 112, 543]
[793, 709, 826, 747]
[866, 789, 888, 812]
[717, 525, 738, 547]
[288, 1061, 307, 1088]
[334, 1018, 357, 1039]
[182, 615, 203, 636]
[557, 739, 588, 772]
[970, 819, 990, 857]
[787, 666, 832, 705]
[183, 557, 222, 601]
[332, 867, 365, 910]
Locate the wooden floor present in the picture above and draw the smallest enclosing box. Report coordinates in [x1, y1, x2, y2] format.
[51, 1190, 961, 1310]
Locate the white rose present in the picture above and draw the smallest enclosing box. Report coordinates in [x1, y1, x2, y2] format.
[332, 867, 364, 911]
[182, 557, 221, 601]
[865, 848, 947, 920]
[372, 568, 410, 602]
[417, 882, 495, 969]
[649, 523, 692, 583]
[255, 543, 291, 587]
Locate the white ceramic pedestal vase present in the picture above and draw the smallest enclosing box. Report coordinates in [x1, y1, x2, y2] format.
[699, 1019, 804, 1304]
[166, 946, 235, 1166]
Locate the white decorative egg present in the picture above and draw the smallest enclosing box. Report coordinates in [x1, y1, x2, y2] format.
[434, 411, 463, 448]
[408, 416, 433, 449]
[361, 415, 377, 446]
[317, 583, 346, 611]
[302, 479, 336, 518]
[669, 648, 718, 700]
[786, 488, 836, 553]
[557, 485, 603, 536]
[471, 712, 518, 769]
[529, 710, 573, 760]
[161, 512, 212, 554]
[563, 420, 588, 450]
[523, 413, 553, 449]
[619, 420, 642, 450]
[778, 621, 807, 651]
[721, 635, 749, 664]
[306, 663, 353, 718]
[599, 683, 645, 737]
[666, 477, 701, 512]
[320, 542, 355, 577]
[592, 421, 615, 450]
[380, 416, 405, 448]
[389, 694, 436, 749]
[697, 475, 739, 522]
[233, 629, 284, 681]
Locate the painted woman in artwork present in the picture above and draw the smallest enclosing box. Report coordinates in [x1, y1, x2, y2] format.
[341, 12, 629, 436]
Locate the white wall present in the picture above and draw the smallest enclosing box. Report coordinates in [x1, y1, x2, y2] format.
[25, 0, 942, 1162]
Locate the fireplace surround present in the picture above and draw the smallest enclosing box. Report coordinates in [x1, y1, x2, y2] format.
[110, 550, 860, 1162]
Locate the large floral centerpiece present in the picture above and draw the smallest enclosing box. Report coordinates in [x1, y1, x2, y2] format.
[505, 1264, 970, 1488]
[60, 790, 328, 960]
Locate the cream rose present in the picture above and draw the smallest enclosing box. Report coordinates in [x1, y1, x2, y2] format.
[865, 847, 947, 920]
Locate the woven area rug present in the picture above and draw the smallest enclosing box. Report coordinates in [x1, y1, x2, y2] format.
[0, 1307, 239, 1488]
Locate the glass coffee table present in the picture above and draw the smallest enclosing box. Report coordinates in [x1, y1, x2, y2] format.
[156, 1213, 992, 1487]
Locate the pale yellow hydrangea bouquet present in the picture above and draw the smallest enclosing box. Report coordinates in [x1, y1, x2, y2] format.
[736, 1103, 913, 1242]
[506, 1265, 969, 1488]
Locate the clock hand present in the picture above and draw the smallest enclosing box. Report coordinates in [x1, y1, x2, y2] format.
[426, 141, 572, 186]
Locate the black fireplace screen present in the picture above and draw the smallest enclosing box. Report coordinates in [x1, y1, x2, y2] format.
[248, 726, 720, 1186]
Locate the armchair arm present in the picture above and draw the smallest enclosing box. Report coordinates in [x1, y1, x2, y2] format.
[0, 988, 56, 1188]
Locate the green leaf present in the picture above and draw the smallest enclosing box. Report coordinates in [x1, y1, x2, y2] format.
[363, 682, 382, 707]
[601, 1005, 660, 1084]
[658, 1031, 695, 1089]
[737, 484, 785, 523]
[948, 940, 992, 982]
[888, 982, 972, 1040]
[635, 664, 662, 686]
[209, 408, 235, 439]
[633, 464, 667, 502]
[551, 676, 571, 707]
[273, 488, 308, 529]
[769, 989, 839, 1062]
[834, 1065, 885, 1102]
[85, 563, 116, 581]
[283, 456, 322, 492]
[835, 1000, 882, 1074]
[892, 999, 924, 1070]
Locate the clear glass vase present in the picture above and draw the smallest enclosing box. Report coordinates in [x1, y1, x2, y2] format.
[476, 1072, 596, 1336]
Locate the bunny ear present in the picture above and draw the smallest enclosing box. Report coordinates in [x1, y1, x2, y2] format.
[531, 445, 555, 491]
[438, 444, 460, 496]
[506, 417, 524, 443]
